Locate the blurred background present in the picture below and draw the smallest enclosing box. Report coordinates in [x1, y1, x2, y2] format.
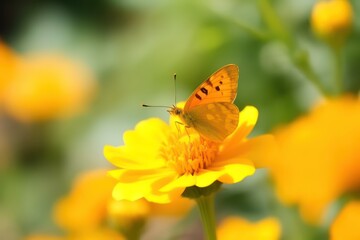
[0, 0, 359, 239]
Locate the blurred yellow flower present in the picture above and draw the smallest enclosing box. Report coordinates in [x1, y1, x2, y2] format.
[68, 228, 125, 240]
[0, 41, 20, 105]
[330, 201, 360, 240]
[104, 106, 275, 203]
[25, 236, 64, 240]
[51, 170, 136, 239]
[26, 228, 125, 240]
[311, 0, 353, 44]
[217, 216, 281, 240]
[51, 169, 193, 239]
[107, 197, 150, 234]
[54, 170, 118, 231]
[147, 197, 194, 216]
[269, 96, 360, 224]
[2, 54, 95, 122]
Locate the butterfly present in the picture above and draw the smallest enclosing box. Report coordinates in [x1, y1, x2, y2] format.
[168, 64, 239, 142]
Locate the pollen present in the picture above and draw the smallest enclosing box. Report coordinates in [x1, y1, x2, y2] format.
[159, 134, 220, 175]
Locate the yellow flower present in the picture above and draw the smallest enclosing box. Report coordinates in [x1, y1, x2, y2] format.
[147, 197, 194, 216]
[269, 96, 360, 224]
[25, 236, 64, 240]
[26, 229, 125, 240]
[330, 201, 360, 240]
[53, 170, 118, 231]
[104, 106, 275, 203]
[0, 41, 20, 104]
[217, 216, 281, 240]
[107, 198, 150, 232]
[311, 0, 353, 45]
[51, 169, 193, 240]
[68, 228, 125, 240]
[2, 54, 95, 122]
[50, 170, 135, 239]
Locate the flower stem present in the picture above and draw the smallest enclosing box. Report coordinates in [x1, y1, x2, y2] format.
[257, 0, 293, 47]
[292, 49, 328, 96]
[256, 0, 330, 96]
[195, 194, 217, 240]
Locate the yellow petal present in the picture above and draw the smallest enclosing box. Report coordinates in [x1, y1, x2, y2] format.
[211, 156, 254, 168]
[196, 163, 255, 186]
[148, 197, 194, 216]
[131, 118, 170, 142]
[160, 174, 196, 192]
[109, 168, 175, 183]
[145, 192, 172, 203]
[104, 145, 165, 169]
[224, 106, 258, 146]
[69, 228, 125, 240]
[241, 134, 277, 168]
[221, 134, 277, 168]
[213, 164, 255, 184]
[53, 170, 115, 232]
[111, 169, 176, 201]
[217, 216, 281, 240]
[104, 118, 170, 169]
[331, 201, 360, 240]
[195, 170, 224, 187]
[145, 188, 185, 204]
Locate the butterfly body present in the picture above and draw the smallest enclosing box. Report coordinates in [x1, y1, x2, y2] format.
[168, 64, 239, 142]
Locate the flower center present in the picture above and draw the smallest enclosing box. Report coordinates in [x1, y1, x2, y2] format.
[159, 134, 220, 175]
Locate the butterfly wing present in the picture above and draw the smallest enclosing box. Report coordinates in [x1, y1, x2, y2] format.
[184, 102, 239, 142]
[184, 64, 239, 111]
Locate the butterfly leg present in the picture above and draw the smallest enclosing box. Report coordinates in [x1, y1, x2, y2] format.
[175, 121, 192, 141]
[184, 125, 191, 142]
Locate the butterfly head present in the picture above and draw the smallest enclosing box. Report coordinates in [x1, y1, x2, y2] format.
[168, 105, 183, 116]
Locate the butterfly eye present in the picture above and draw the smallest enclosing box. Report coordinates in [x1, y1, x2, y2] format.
[175, 109, 182, 115]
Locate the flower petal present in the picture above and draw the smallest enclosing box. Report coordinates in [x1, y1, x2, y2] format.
[104, 145, 164, 169]
[209, 163, 255, 184]
[160, 174, 196, 192]
[104, 118, 169, 169]
[219, 134, 277, 168]
[144, 193, 172, 203]
[211, 157, 254, 168]
[108, 168, 175, 183]
[145, 188, 185, 204]
[224, 106, 258, 146]
[238, 134, 278, 168]
[195, 170, 224, 187]
[110, 169, 176, 201]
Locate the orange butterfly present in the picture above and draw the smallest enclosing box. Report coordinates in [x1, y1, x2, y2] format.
[168, 64, 239, 142]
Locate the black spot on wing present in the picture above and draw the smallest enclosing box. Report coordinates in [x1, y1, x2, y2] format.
[206, 79, 213, 87]
[215, 86, 220, 91]
[200, 87, 208, 95]
[195, 93, 202, 100]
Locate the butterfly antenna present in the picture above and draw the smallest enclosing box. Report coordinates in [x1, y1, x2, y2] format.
[142, 104, 171, 108]
[173, 73, 177, 105]
[142, 72, 178, 109]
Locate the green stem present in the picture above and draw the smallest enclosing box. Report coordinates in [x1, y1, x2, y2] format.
[232, 19, 269, 41]
[332, 45, 343, 95]
[195, 194, 217, 240]
[257, 0, 293, 48]
[257, 0, 330, 96]
[292, 50, 328, 96]
[209, 5, 268, 41]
